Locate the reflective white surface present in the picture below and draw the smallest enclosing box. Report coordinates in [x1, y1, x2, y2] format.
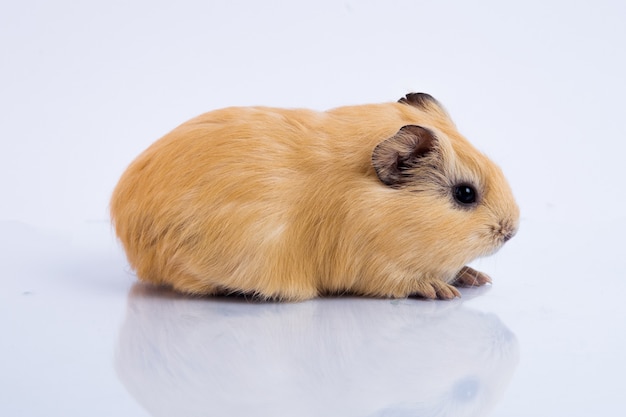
[117, 285, 518, 417]
[2, 1, 625, 416]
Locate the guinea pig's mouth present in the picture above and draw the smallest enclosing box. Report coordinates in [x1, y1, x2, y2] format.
[479, 224, 516, 257]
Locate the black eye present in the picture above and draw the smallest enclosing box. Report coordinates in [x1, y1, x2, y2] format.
[453, 184, 477, 205]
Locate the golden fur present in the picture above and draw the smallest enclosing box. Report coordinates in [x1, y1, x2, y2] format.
[110, 94, 519, 301]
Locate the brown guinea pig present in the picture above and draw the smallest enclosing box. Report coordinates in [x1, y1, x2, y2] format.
[110, 93, 519, 301]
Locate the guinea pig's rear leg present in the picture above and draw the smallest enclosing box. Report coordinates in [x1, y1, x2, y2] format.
[411, 277, 461, 300]
[453, 266, 492, 287]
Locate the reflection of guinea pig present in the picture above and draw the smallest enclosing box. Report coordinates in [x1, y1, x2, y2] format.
[110, 93, 519, 300]
[116, 284, 519, 417]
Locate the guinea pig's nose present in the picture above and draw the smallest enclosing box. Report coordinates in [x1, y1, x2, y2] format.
[500, 221, 517, 243]
[503, 231, 515, 242]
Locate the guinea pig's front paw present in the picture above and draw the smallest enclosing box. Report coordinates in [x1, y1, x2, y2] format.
[453, 266, 492, 287]
[411, 278, 461, 300]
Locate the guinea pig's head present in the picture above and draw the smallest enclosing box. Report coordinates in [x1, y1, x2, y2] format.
[372, 93, 519, 269]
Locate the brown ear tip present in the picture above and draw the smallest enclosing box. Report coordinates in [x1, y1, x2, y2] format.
[398, 92, 437, 108]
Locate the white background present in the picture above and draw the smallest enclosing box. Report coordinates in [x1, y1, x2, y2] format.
[1, 1, 625, 416]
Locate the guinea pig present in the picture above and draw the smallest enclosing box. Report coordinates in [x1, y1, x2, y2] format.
[110, 93, 519, 301]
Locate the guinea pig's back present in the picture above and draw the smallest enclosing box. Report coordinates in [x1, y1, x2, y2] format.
[111, 107, 329, 298]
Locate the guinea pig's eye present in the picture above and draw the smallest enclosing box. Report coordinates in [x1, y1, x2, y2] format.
[453, 184, 477, 205]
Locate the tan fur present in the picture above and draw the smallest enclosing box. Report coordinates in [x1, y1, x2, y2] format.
[110, 94, 519, 301]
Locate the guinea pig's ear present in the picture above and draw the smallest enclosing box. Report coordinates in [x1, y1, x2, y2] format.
[398, 93, 440, 109]
[399, 93, 451, 120]
[372, 125, 437, 187]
